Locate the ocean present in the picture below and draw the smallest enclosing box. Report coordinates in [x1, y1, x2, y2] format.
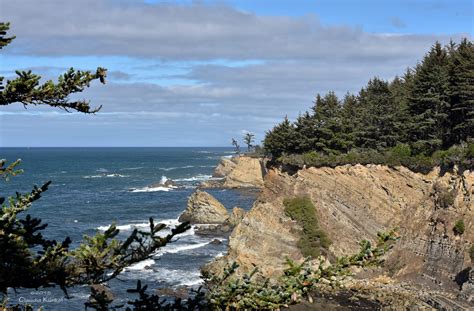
[0, 147, 257, 310]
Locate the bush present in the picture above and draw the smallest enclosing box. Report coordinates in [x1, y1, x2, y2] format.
[283, 197, 330, 258]
[434, 184, 456, 208]
[453, 219, 465, 235]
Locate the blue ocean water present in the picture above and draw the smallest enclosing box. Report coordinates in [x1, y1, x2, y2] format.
[0, 147, 257, 310]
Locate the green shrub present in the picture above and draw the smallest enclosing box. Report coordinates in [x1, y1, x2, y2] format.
[453, 219, 465, 235]
[283, 196, 330, 258]
[437, 187, 456, 208]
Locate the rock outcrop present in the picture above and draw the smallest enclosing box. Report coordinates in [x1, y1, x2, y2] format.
[207, 164, 473, 293]
[226, 207, 246, 226]
[201, 156, 265, 188]
[178, 190, 229, 224]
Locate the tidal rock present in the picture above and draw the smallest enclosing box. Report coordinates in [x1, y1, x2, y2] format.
[210, 238, 223, 245]
[195, 224, 232, 236]
[178, 190, 229, 224]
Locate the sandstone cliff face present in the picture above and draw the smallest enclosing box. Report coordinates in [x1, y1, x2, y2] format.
[201, 156, 265, 188]
[178, 190, 229, 224]
[208, 164, 473, 291]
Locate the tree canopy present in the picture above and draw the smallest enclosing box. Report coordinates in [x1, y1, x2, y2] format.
[264, 39, 474, 168]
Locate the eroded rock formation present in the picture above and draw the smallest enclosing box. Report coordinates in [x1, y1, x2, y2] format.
[207, 164, 473, 293]
[178, 190, 229, 224]
[201, 156, 265, 188]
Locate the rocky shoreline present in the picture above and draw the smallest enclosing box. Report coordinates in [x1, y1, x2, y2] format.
[193, 156, 473, 309]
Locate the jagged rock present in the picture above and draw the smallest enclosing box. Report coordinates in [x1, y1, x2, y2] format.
[210, 238, 223, 245]
[178, 190, 229, 224]
[150, 178, 179, 188]
[212, 157, 238, 177]
[226, 207, 246, 226]
[207, 164, 474, 290]
[195, 224, 232, 236]
[201, 156, 265, 188]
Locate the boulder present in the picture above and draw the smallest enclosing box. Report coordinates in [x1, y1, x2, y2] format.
[178, 190, 229, 224]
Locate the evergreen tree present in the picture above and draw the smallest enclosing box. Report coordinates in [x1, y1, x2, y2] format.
[263, 116, 297, 157]
[447, 38, 474, 144]
[355, 78, 398, 150]
[408, 42, 450, 153]
[0, 22, 106, 114]
[340, 92, 360, 151]
[243, 132, 255, 151]
[311, 92, 346, 154]
[294, 111, 316, 153]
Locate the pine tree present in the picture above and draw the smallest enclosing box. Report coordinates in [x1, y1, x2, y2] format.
[243, 132, 256, 151]
[312, 92, 345, 154]
[294, 111, 316, 153]
[263, 116, 297, 157]
[354, 78, 398, 150]
[447, 38, 474, 145]
[340, 92, 360, 151]
[408, 42, 450, 153]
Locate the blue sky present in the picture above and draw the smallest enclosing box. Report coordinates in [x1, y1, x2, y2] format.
[0, 0, 472, 146]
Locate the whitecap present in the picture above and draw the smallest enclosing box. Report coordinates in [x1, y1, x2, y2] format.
[159, 165, 195, 171]
[120, 167, 144, 171]
[84, 173, 128, 179]
[130, 186, 171, 192]
[174, 174, 212, 182]
[126, 259, 155, 271]
[96, 168, 108, 172]
[152, 267, 203, 287]
[97, 222, 150, 231]
[156, 241, 209, 256]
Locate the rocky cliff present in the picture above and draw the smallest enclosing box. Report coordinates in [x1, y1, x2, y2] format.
[207, 164, 473, 296]
[200, 156, 265, 188]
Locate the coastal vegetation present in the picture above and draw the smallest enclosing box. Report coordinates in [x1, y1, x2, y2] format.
[453, 219, 465, 235]
[264, 39, 473, 172]
[202, 229, 399, 310]
[283, 196, 330, 257]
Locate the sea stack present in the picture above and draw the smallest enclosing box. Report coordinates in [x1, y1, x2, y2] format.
[178, 190, 229, 224]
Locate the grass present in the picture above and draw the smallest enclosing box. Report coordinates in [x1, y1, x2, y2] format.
[283, 196, 330, 258]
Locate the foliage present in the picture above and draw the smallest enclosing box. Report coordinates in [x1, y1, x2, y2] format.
[243, 132, 255, 152]
[0, 22, 106, 114]
[264, 39, 474, 172]
[85, 280, 207, 311]
[453, 219, 465, 235]
[283, 197, 330, 258]
[231, 138, 240, 155]
[204, 229, 399, 310]
[434, 183, 456, 208]
[279, 143, 473, 174]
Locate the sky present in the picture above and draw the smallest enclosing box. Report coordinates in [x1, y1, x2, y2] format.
[0, 0, 472, 147]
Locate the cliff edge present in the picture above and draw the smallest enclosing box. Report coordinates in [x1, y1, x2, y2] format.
[207, 164, 473, 296]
